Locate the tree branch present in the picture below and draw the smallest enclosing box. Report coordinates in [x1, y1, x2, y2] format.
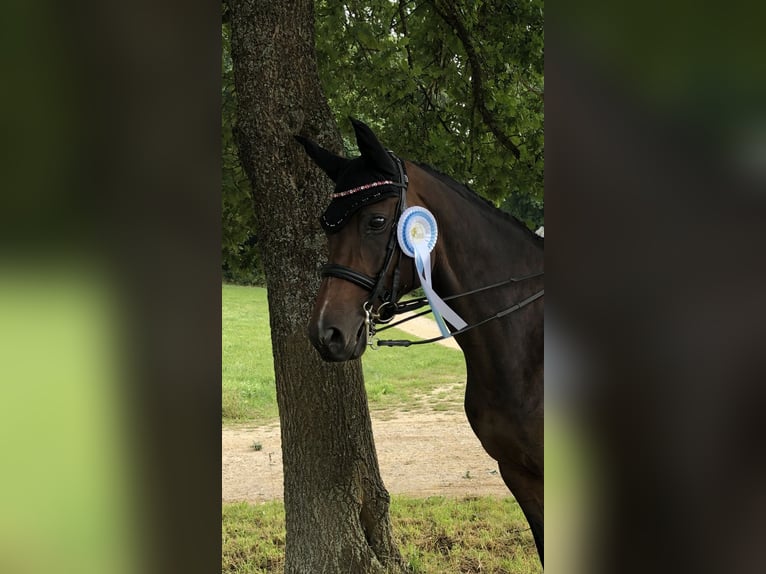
[397, 0, 414, 69]
[428, 0, 521, 159]
[520, 76, 545, 102]
[397, 0, 454, 137]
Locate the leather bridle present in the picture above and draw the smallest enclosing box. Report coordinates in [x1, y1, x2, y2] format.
[320, 151, 409, 324]
[319, 151, 544, 348]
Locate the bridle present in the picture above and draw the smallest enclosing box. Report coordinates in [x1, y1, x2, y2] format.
[320, 151, 409, 323]
[320, 151, 544, 349]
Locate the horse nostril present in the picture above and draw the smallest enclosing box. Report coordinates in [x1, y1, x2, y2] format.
[309, 316, 360, 362]
[322, 327, 346, 352]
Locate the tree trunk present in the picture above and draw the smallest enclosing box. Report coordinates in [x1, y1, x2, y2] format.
[227, 1, 405, 571]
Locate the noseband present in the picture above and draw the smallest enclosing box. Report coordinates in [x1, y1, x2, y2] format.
[321, 151, 409, 323]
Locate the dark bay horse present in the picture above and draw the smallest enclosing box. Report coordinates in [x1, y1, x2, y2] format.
[296, 119, 544, 563]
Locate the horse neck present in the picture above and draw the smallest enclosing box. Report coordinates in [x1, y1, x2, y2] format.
[411, 170, 544, 322]
[408, 165, 544, 406]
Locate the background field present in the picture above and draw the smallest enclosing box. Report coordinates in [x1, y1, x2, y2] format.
[222, 284, 468, 423]
[221, 284, 541, 573]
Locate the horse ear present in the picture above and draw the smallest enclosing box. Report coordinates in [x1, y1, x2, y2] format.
[294, 135, 349, 182]
[349, 118, 396, 174]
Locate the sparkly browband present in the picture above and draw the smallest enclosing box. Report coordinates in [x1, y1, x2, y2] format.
[331, 180, 396, 199]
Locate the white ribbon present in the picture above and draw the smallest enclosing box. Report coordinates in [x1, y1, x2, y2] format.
[398, 207, 467, 337]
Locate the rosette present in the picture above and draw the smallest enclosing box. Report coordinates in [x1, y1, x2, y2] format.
[397, 206, 467, 337]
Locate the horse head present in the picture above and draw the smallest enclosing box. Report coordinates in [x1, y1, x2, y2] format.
[296, 119, 416, 362]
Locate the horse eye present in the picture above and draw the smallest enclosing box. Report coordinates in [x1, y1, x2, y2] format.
[369, 215, 387, 230]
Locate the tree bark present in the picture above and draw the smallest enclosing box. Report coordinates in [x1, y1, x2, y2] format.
[227, 0, 405, 571]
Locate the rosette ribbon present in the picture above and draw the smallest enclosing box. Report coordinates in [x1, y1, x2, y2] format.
[397, 206, 467, 337]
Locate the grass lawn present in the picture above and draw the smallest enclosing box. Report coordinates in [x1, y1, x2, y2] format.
[222, 284, 467, 423]
[222, 496, 540, 574]
[222, 285, 277, 421]
[221, 285, 544, 573]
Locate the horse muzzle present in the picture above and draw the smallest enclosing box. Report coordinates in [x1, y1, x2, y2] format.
[308, 313, 367, 362]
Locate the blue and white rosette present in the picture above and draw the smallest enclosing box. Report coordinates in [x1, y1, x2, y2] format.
[397, 206, 467, 337]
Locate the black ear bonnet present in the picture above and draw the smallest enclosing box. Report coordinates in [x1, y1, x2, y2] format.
[319, 158, 405, 233]
[295, 118, 407, 234]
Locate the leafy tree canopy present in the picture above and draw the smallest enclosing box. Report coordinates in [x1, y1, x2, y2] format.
[222, 0, 544, 283]
[316, 0, 544, 228]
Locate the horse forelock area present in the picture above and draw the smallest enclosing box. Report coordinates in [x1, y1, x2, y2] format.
[412, 161, 543, 247]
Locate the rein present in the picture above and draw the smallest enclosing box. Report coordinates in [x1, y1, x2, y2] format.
[367, 274, 544, 348]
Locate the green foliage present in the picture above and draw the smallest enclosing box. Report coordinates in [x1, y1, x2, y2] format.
[221, 1, 544, 282]
[315, 0, 544, 228]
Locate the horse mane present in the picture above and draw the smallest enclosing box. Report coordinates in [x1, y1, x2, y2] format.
[412, 161, 544, 246]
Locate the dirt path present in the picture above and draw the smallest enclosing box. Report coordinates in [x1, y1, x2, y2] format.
[222, 314, 508, 503]
[222, 409, 507, 503]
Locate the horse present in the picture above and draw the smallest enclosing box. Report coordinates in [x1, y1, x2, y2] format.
[296, 118, 544, 564]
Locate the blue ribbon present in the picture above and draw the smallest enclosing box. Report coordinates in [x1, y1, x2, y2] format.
[398, 207, 467, 337]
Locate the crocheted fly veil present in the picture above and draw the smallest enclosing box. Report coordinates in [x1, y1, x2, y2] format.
[295, 118, 405, 233]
